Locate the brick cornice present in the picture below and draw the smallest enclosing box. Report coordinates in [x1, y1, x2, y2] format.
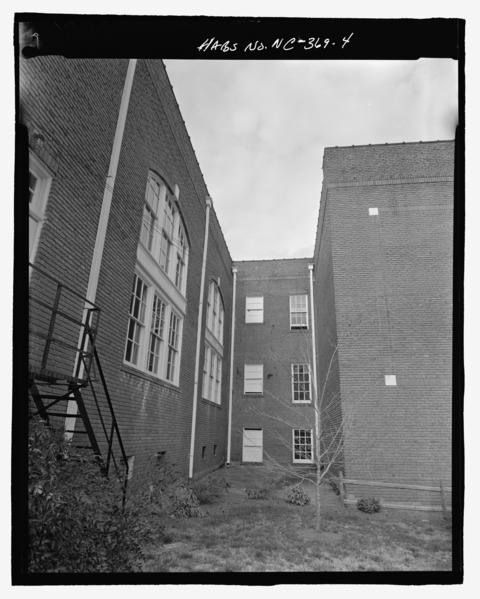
[325, 176, 454, 189]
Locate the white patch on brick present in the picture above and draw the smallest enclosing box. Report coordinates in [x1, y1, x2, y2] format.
[369, 207, 379, 216]
[385, 375, 397, 386]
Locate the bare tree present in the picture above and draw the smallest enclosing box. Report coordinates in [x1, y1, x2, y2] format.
[246, 319, 380, 531]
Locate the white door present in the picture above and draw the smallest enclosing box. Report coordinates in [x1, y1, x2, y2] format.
[242, 429, 263, 463]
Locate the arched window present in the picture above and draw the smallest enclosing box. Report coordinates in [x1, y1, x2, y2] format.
[124, 171, 188, 385]
[202, 281, 224, 404]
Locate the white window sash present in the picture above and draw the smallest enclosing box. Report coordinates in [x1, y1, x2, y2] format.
[289, 295, 309, 329]
[245, 296, 264, 323]
[292, 429, 313, 463]
[244, 364, 264, 394]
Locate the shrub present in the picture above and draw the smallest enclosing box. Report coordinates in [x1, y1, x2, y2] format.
[28, 416, 153, 573]
[190, 477, 230, 505]
[328, 478, 340, 496]
[127, 452, 180, 512]
[171, 486, 204, 518]
[357, 497, 382, 514]
[245, 486, 269, 500]
[283, 483, 310, 506]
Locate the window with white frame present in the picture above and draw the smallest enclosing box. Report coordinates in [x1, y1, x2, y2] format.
[166, 311, 180, 383]
[290, 294, 309, 330]
[29, 153, 52, 262]
[203, 280, 225, 404]
[244, 364, 264, 394]
[126, 172, 188, 384]
[245, 296, 264, 323]
[293, 429, 313, 463]
[292, 364, 311, 402]
[141, 172, 189, 296]
[125, 276, 183, 384]
[206, 281, 224, 345]
[125, 275, 148, 366]
[202, 345, 222, 404]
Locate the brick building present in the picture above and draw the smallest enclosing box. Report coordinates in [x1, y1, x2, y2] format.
[313, 141, 454, 506]
[24, 57, 233, 481]
[229, 259, 316, 470]
[23, 54, 455, 507]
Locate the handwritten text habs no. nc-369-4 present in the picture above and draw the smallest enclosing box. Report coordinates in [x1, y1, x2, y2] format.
[197, 34, 354, 53]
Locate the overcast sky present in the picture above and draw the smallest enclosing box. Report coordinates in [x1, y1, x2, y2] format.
[164, 59, 458, 261]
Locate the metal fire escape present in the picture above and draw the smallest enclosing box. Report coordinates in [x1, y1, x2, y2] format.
[28, 263, 129, 496]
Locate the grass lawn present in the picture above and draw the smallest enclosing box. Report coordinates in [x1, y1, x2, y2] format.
[141, 465, 452, 573]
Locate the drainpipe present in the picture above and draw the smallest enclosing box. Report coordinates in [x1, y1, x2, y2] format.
[188, 196, 212, 479]
[308, 264, 319, 404]
[308, 263, 321, 528]
[226, 266, 238, 465]
[308, 263, 320, 454]
[65, 59, 137, 437]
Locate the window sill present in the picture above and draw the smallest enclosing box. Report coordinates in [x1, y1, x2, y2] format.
[292, 401, 312, 405]
[201, 397, 222, 408]
[243, 393, 264, 397]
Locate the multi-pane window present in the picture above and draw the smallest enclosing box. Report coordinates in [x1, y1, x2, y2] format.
[128, 172, 188, 385]
[175, 226, 187, 290]
[290, 295, 309, 330]
[244, 364, 264, 394]
[203, 280, 224, 404]
[293, 429, 313, 463]
[146, 294, 166, 374]
[125, 275, 148, 365]
[124, 273, 183, 385]
[292, 364, 311, 402]
[202, 346, 222, 404]
[206, 282, 224, 344]
[141, 175, 161, 251]
[159, 196, 175, 274]
[29, 154, 52, 262]
[140, 173, 189, 295]
[166, 312, 180, 382]
[245, 296, 264, 323]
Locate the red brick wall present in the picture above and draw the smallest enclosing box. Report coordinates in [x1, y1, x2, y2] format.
[23, 58, 233, 480]
[231, 259, 316, 470]
[314, 141, 454, 505]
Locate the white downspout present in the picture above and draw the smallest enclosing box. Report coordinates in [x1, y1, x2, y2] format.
[188, 196, 212, 479]
[65, 59, 137, 437]
[308, 263, 320, 459]
[308, 264, 319, 401]
[226, 266, 238, 465]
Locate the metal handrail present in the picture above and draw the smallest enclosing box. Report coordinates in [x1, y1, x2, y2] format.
[83, 327, 129, 499]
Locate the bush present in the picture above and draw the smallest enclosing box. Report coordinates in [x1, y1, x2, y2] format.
[357, 497, 382, 514]
[171, 486, 204, 518]
[190, 477, 230, 505]
[28, 417, 154, 573]
[283, 483, 310, 506]
[127, 452, 179, 512]
[245, 486, 269, 500]
[328, 478, 340, 496]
